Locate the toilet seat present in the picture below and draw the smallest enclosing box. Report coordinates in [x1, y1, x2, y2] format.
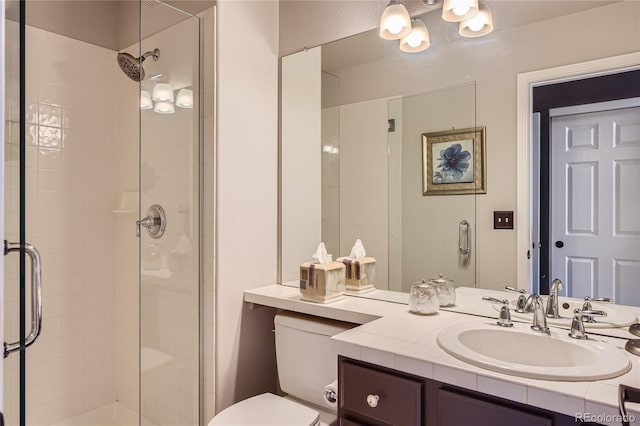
[208, 393, 320, 426]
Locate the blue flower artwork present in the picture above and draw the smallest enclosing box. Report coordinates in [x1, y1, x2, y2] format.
[432, 139, 474, 184]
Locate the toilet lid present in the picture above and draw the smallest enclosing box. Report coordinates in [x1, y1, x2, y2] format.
[209, 393, 320, 426]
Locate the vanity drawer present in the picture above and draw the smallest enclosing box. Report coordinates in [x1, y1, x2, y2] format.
[340, 360, 422, 426]
[438, 389, 552, 426]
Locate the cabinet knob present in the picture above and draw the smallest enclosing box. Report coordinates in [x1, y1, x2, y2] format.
[366, 394, 380, 408]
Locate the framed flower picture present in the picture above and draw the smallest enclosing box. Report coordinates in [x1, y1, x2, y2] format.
[422, 127, 486, 195]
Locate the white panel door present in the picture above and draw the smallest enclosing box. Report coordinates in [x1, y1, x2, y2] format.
[551, 107, 640, 304]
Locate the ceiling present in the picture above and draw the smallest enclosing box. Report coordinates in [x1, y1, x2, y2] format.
[321, 1, 617, 74]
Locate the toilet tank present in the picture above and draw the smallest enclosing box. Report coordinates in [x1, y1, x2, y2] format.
[275, 312, 356, 409]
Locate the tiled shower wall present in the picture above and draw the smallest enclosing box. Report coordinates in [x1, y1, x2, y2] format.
[4, 23, 121, 425]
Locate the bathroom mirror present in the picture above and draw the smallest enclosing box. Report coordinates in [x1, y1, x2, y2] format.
[279, 1, 640, 314]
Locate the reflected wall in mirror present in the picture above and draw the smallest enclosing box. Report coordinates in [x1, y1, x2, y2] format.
[279, 1, 640, 299]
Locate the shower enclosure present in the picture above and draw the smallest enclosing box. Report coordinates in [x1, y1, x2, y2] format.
[1, 1, 209, 425]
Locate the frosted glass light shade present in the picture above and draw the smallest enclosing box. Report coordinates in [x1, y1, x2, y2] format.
[399, 20, 430, 53]
[379, 2, 412, 40]
[152, 83, 174, 102]
[140, 90, 153, 109]
[175, 88, 193, 108]
[442, 0, 479, 22]
[459, 2, 494, 37]
[154, 101, 175, 114]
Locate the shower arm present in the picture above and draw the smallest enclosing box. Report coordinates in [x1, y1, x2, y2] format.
[141, 48, 160, 62]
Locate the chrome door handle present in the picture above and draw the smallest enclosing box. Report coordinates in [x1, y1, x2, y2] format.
[459, 220, 470, 255]
[4, 241, 42, 358]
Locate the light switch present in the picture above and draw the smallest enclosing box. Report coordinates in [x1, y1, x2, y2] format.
[494, 211, 514, 230]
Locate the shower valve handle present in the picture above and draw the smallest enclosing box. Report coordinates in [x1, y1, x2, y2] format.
[136, 204, 166, 239]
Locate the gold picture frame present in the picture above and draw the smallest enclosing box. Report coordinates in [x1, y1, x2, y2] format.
[422, 127, 486, 196]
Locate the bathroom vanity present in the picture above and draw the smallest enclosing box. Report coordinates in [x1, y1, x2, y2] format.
[244, 285, 640, 426]
[339, 356, 575, 426]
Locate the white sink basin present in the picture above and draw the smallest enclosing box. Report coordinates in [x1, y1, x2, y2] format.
[493, 297, 637, 328]
[437, 322, 631, 381]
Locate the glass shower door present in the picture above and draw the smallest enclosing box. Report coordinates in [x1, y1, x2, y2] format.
[139, 4, 201, 425]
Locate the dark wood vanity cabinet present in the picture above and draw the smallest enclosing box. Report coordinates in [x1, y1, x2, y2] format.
[338, 357, 586, 426]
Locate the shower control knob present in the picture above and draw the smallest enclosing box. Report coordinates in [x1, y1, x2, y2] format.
[366, 394, 380, 408]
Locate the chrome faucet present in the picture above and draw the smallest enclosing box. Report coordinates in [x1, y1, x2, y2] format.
[482, 297, 513, 327]
[546, 278, 564, 319]
[504, 286, 527, 313]
[568, 308, 607, 339]
[530, 295, 550, 333]
[582, 296, 610, 323]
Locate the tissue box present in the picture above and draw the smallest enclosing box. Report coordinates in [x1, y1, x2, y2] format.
[299, 261, 346, 303]
[336, 256, 376, 294]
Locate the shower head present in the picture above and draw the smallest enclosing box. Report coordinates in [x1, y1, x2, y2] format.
[117, 48, 160, 82]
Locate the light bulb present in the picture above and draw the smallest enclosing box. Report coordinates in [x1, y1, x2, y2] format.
[459, 1, 493, 37]
[407, 33, 422, 48]
[453, 4, 470, 16]
[399, 19, 430, 53]
[154, 101, 175, 114]
[175, 88, 193, 108]
[467, 15, 485, 31]
[379, 2, 412, 40]
[386, 16, 405, 34]
[443, 0, 478, 22]
[152, 83, 174, 103]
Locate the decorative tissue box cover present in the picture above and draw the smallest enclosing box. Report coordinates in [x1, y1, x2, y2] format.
[336, 256, 376, 294]
[299, 261, 346, 303]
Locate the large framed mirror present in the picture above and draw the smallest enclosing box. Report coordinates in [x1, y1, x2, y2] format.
[279, 1, 640, 308]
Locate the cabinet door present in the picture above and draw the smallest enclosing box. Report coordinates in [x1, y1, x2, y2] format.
[341, 360, 422, 426]
[439, 389, 552, 426]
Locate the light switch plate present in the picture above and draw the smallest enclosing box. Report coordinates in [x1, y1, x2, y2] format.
[494, 211, 514, 230]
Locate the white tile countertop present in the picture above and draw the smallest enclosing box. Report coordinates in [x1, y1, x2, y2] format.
[244, 284, 640, 425]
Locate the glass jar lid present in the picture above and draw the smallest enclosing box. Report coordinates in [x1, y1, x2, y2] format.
[428, 273, 453, 286]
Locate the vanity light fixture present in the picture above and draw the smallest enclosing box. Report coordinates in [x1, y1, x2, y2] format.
[379, 0, 492, 53]
[152, 82, 174, 103]
[140, 90, 153, 110]
[379, 0, 412, 40]
[442, 0, 479, 22]
[175, 88, 193, 108]
[459, 1, 493, 37]
[400, 19, 430, 53]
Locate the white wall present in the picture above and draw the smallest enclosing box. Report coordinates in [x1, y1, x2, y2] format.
[280, 1, 640, 290]
[215, 0, 279, 416]
[281, 47, 322, 283]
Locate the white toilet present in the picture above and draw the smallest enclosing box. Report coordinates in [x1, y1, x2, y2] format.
[209, 311, 355, 426]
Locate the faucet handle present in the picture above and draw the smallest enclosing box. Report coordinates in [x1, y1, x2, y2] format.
[584, 296, 611, 303]
[504, 286, 528, 313]
[482, 297, 513, 327]
[569, 308, 607, 339]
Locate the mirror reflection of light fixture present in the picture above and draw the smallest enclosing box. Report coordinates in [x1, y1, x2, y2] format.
[442, 0, 479, 22]
[175, 88, 193, 108]
[152, 83, 174, 102]
[400, 19, 430, 53]
[459, 1, 493, 37]
[379, 1, 412, 40]
[140, 90, 153, 110]
[154, 101, 175, 114]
